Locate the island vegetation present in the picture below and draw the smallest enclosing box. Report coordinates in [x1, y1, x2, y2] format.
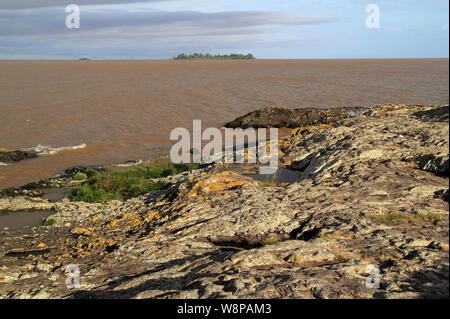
[173, 53, 255, 60]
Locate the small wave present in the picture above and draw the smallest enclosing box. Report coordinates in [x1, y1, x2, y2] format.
[114, 160, 143, 167]
[32, 143, 87, 156]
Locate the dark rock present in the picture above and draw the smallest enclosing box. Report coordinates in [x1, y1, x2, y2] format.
[412, 105, 449, 122]
[224, 105, 367, 128]
[434, 189, 449, 203]
[59, 166, 107, 179]
[0, 150, 38, 163]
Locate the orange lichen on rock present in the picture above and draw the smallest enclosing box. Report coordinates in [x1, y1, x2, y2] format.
[71, 227, 94, 236]
[187, 171, 249, 198]
[106, 213, 144, 233]
[291, 123, 332, 137]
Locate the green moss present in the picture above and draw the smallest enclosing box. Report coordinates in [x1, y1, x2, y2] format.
[43, 218, 56, 226]
[73, 172, 88, 180]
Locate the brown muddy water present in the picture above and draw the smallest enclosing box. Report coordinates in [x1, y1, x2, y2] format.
[0, 210, 54, 231]
[0, 59, 448, 189]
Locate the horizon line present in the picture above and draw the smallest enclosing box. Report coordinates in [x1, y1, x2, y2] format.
[0, 57, 449, 61]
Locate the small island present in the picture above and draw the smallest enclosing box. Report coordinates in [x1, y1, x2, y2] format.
[173, 53, 255, 60]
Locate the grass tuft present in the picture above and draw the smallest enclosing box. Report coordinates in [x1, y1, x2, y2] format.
[43, 218, 56, 226]
[68, 160, 199, 203]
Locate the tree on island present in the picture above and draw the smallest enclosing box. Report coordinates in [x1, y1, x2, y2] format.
[173, 53, 255, 60]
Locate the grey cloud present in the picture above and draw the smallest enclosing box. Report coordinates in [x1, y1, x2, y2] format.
[0, 8, 337, 37]
[0, 0, 168, 10]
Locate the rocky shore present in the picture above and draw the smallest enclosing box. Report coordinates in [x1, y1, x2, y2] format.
[0, 104, 448, 299]
[0, 150, 38, 164]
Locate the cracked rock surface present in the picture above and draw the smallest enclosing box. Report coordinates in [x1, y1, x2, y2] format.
[0, 104, 448, 299]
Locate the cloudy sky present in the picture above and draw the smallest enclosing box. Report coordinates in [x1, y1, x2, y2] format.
[0, 0, 448, 59]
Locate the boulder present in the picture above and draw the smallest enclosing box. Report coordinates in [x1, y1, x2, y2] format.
[0, 150, 38, 163]
[224, 105, 366, 128]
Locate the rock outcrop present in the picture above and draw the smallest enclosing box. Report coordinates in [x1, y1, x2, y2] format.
[0, 150, 38, 163]
[224, 105, 366, 128]
[0, 104, 448, 299]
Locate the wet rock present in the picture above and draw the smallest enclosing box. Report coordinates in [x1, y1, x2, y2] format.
[0, 150, 38, 163]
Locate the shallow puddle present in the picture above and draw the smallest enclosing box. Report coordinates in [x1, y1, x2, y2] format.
[0, 210, 55, 231]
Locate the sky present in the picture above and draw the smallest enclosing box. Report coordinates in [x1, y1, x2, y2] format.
[0, 0, 448, 59]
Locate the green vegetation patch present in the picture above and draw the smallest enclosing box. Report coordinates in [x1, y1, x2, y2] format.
[43, 218, 56, 226]
[73, 172, 88, 180]
[69, 162, 199, 203]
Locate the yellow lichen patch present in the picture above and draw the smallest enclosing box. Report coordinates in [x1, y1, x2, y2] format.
[169, 202, 186, 213]
[187, 171, 248, 198]
[71, 227, 94, 236]
[57, 253, 72, 260]
[85, 237, 117, 252]
[291, 124, 332, 137]
[147, 235, 162, 241]
[36, 242, 46, 248]
[88, 217, 100, 223]
[105, 213, 146, 233]
[143, 210, 160, 222]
